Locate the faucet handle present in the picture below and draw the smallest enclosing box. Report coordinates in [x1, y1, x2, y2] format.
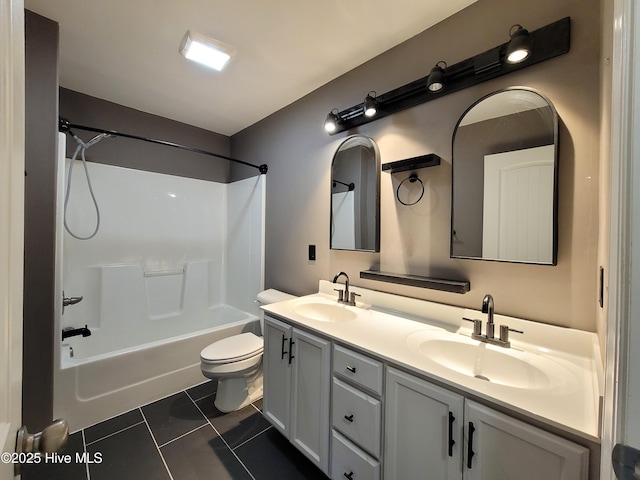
[334, 288, 344, 303]
[462, 317, 483, 337]
[499, 325, 524, 344]
[349, 292, 361, 305]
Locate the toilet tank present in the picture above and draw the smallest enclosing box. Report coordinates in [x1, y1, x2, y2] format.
[256, 289, 296, 333]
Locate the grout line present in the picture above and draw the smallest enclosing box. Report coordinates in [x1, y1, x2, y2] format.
[81, 429, 91, 480]
[232, 425, 272, 451]
[185, 389, 257, 480]
[157, 424, 208, 449]
[84, 421, 146, 446]
[139, 407, 175, 480]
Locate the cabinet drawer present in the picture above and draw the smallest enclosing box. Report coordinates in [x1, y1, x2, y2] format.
[331, 430, 380, 480]
[332, 378, 382, 458]
[333, 345, 383, 395]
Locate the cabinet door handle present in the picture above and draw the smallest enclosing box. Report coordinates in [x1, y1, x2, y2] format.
[343, 472, 354, 480]
[280, 334, 288, 360]
[448, 412, 456, 457]
[288, 338, 295, 364]
[346, 366, 356, 373]
[344, 414, 354, 423]
[467, 422, 476, 469]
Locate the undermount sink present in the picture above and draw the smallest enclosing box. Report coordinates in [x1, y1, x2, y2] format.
[293, 301, 358, 323]
[406, 332, 572, 390]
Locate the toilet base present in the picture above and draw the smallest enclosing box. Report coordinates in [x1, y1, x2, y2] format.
[214, 368, 263, 413]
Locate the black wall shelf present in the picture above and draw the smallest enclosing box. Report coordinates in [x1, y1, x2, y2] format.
[382, 154, 441, 174]
[361, 270, 470, 294]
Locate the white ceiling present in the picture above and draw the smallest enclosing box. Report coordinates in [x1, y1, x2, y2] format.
[24, 0, 475, 136]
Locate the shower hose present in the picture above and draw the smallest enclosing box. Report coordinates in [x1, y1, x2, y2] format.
[63, 134, 108, 240]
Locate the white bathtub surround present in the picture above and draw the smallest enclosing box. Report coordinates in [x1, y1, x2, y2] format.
[263, 280, 603, 441]
[54, 145, 265, 431]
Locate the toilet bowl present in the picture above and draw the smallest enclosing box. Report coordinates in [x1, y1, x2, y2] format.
[200, 289, 295, 412]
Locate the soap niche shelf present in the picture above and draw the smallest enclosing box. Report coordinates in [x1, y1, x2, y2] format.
[381, 153, 441, 174]
[360, 270, 470, 294]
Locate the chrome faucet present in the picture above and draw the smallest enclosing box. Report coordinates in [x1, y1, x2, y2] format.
[332, 271, 361, 306]
[462, 294, 524, 348]
[332, 271, 350, 304]
[481, 294, 495, 339]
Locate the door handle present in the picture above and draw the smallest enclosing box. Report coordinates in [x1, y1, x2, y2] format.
[15, 419, 69, 475]
[288, 337, 295, 364]
[281, 334, 288, 360]
[612, 443, 640, 480]
[467, 422, 475, 469]
[448, 412, 456, 457]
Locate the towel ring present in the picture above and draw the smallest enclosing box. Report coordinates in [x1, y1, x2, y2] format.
[396, 173, 424, 206]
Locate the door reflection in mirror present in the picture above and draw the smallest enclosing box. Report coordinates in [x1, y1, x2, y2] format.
[451, 88, 558, 264]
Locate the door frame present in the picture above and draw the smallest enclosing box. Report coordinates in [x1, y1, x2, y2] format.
[0, 0, 25, 477]
[602, 0, 637, 478]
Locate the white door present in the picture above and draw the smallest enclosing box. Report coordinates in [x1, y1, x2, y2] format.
[464, 401, 588, 480]
[0, 1, 25, 479]
[262, 316, 292, 436]
[289, 328, 331, 474]
[384, 367, 464, 480]
[482, 145, 554, 262]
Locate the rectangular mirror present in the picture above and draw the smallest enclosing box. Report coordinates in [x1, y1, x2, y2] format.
[330, 135, 380, 252]
[451, 88, 558, 264]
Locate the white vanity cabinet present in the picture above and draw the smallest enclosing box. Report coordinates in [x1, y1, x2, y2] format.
[385, 367, 589, 480]
[263, 315, 331, 474]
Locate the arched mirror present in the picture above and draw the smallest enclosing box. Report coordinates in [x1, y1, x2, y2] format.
[451, 88, 558, 264]
[330, 135, 380, 251]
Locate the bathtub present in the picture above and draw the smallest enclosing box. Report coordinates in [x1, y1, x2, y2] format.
[53, 135, 266, 432]
[54, 304, 259, 432]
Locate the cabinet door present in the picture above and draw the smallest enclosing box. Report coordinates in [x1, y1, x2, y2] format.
[384, 367, 464, 480]
[290, 328, 331, 474]
[263, 316, 292, 437]
[464, 401, 589, 480]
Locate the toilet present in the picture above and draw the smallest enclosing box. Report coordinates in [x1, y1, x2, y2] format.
[200, 289, 295, 412]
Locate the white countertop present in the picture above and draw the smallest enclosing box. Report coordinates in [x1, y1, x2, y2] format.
[263, 281, 602, 442]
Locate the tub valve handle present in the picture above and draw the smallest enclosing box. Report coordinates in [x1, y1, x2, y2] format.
[62, 291, 83, 314]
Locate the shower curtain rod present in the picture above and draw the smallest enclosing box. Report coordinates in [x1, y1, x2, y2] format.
[58, 117, 268, 174]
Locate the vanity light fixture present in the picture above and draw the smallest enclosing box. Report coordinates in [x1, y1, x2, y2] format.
[505, 24, 532, 64]
[426, 61, 447, 93]
[363, 92, 378, 117]
[324, 109, 341, 133]
[323, 17, 570, 135]
[179, 30, 234, 71]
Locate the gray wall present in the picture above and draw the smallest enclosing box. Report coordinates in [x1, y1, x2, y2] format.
[231, 0, 602, 331]
[24, 9, 58, 431]
[60, 88, 232, 182]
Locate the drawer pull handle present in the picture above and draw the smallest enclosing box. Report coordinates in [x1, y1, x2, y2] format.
[346, 366, 356, 373]
[344, 414, 354, 423]
[344, 472, 354, 480]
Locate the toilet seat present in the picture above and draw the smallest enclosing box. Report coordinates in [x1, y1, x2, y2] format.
[200, 332, 263, 365]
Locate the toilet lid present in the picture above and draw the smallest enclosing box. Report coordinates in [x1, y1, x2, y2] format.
[200, 333, 263, 364]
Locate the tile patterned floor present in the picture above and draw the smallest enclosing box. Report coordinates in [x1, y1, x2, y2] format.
[22, 381, 329, 480]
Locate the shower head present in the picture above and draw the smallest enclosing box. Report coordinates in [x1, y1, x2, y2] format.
[85, 133, 114, 147]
